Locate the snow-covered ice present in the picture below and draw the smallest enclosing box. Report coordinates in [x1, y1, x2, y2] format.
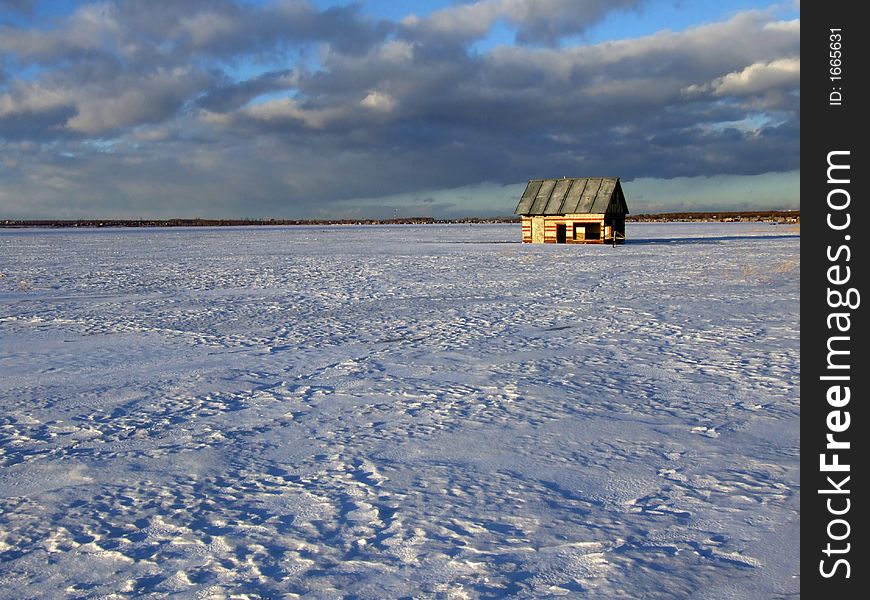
[0, 223, 799, 598]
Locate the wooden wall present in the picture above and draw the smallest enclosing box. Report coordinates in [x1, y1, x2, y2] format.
[521, 218, 532, 243]
[522, 214, 623, 244]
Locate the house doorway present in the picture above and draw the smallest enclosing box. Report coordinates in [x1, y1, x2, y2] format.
[556, 223, 567, 243]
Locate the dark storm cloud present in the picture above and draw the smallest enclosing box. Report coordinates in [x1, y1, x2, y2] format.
[398, 0, 642, 47]
[0, 2, 799, 218]
[1, 1, 389, 64]
[0, 0, 33, 13]
[113, 0, 391, 58]
[0, 106, 78, 140]
[196, 69, 298, 113]
[202, 11, 798, 179]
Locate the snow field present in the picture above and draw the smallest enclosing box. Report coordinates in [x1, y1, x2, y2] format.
[0, 223, 799, 598]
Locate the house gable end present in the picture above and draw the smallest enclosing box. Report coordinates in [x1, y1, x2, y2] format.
[605, 180, 629, 215]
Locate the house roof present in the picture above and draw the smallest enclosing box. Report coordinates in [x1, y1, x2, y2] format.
[514, 177, 629, 215]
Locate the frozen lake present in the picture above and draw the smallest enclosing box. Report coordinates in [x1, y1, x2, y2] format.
[0, 223, 799, 598]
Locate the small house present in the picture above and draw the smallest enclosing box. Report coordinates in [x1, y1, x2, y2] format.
[515, 177, 629, 244]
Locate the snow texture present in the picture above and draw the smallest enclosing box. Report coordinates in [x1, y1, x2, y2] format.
[0, 223, 799, 598]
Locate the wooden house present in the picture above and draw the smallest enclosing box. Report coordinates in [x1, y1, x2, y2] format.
[515, 177, 629, 244]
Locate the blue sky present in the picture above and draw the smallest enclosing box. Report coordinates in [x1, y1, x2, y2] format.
[1, 0, 799, 218]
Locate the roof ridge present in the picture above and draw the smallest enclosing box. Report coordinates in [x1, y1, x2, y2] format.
[527, 176, 620, 181]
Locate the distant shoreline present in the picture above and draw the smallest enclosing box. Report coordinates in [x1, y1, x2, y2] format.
[1, 210, 799, 229]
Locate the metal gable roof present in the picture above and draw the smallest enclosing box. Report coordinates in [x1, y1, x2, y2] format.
[560, 178, 587, 214]
[529, 179, 557, 214]
[514, 177, 628, 215]
[514, 180, 542, 214]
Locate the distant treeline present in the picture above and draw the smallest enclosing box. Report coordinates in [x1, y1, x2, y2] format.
[2, 211, 798, 228]
[0, 217, 515, 228]
[626, 210, 799, 223]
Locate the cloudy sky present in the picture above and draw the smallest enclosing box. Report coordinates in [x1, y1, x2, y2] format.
[1, 0, 799, 218]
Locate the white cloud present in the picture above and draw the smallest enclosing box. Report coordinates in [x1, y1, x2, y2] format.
[763, 17, 799, 33]
[360, 91, 397, 113]
[0, 81, 71, 117]
[681, 57, 799, 109]
[177, 11, 238, 49]
[239, 97, 346, 129]
[0, 2, 123, 60]
[710, 57, 800, 96]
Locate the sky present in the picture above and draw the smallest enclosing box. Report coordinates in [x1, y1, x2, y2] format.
[0, 0, 800, 219]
